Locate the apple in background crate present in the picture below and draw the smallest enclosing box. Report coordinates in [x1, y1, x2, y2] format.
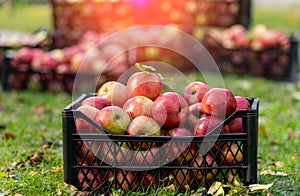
[13, 47, 43, 64]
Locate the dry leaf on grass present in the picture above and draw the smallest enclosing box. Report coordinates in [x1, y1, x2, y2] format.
[207, 181, 224, 196]
[248, 182, 274, 192]
[260, 170, 288, 176]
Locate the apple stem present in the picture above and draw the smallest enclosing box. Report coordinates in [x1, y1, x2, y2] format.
[135, 63, 174, 81]
[135, 63, 156, 73]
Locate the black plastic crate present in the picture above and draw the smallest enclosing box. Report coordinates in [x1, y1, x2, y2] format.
[62, 93, 259, 194]
[50, 0, 251, 48]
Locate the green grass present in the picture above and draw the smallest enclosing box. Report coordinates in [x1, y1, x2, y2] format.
[252, 5, 300, 36]
[0, 2, 300, 196]
[0, 4, 52, 32]
[0, 75, 299, 195]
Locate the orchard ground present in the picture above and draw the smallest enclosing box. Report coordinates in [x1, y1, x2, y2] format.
[0, 2, 300, 196]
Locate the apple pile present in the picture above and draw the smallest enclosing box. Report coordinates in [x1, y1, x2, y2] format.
[0, 29, 48, 48]
[74, 63, 251, 191]
[77, 65, 250, 137]
[203, 24, 291, 51]
[9, 31, 128, 74]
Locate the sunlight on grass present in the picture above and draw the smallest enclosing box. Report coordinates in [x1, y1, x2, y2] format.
[252, 5, 300, 36]
[0, 4, 52, 32]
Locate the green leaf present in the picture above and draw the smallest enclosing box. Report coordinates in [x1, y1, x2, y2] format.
[248, 182, 274, 192]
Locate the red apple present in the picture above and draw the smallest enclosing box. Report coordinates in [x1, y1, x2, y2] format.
[140, 172, 158, 189]
[14, 47, 43, 64]
[63, 45, 83, 63]
[185, 113, 199, 133]
[77, 165, 103, 190]
[226, 169, 241, 183]
[97, 81, 129, 107]
[189, 102, 206, 117]
[277, 30, 290, 51]
[251, 24, 269, 40]
[122, 96, 153, 119]
[171, 169, 193, 190]
[76, 105, 101, 133]
[70, 52, 85, 73]
[194, 116, 230, 136]
[166, 127, 197, 163]
[151, 92, 189, 128]
[81, 96, 110, 110]
[107, 170, 138, 191]
[77, 141, 94, 163]
[227, 96, 249, 133]
[127, 116, 161, 136]
[182, 81, 210, 105]
[55, 63, 71, 74]
[126, 70, 162, 101]
[220, 142, 243, 165]
[260, 30, 280, 48]
[228, 24, 249, 47]
[31, 52, 58, 72]
[185, 102, 207, 132]
[96, 106, 131, 135]
[201, 88, 236, 118]
[134, 147, 160, 167]
[95, 141, 132, 166]
[235, 96, 250, 110]
[191, 153, 218, 181]
[228, 118, 243, 133]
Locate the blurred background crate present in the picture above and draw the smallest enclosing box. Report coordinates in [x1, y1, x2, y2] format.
[50, 0, 251, 48]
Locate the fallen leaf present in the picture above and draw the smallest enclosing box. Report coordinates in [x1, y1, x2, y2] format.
[34, 105, 45, 115]
[287, 127, 299, 139]
[275, 172, 288, 176]
[274, 161, 284, 168]
[292, 92, 300, 101]
[27, 152, 44, 167]
[3, 132, 16, 140]
[0, 188, 9, 195]
[50, 167, 63, 174]
[248, 182, 274, 192]
[167, 184, 175, 191]
[57, 182, 78, 196]
[29, 171, 39, 176]
[291, 156, 297, 161]
[207, 181, 222, 195]
[260, 170, 288, 176]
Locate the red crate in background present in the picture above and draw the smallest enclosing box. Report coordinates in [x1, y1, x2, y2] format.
[50, 0, 251, 48]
